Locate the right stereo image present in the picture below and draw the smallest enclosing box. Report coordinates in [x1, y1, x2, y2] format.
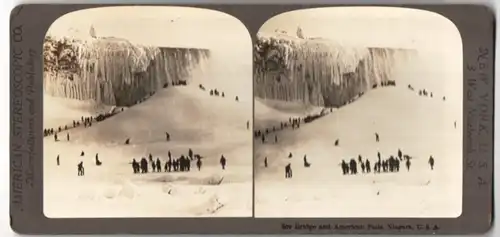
[253, 6, 464, 218]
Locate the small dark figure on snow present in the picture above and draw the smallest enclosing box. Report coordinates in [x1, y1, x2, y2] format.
[358, 155, 362, 164]
[56, 155, 60, 166]
[80, 151, 85, 156]
[375, 133, 380, 142]
[222, 92, 225, 97]
[54, 133, 59, 142]
[341, 160, 349, 175]
[156, 158, 161, 172]
[77, 161, 84, 176]
[67, 133, 70, 141]
[365, 160, 371, 173]
[374, 161, 380, 173]
[125, 138, 130, 145]
[140, 158, 148, 173]
[454, 121, 457, 129]
[388, 156, 396, 172]
[188, 148, 193, 160]
[398, 149, 402, 160]
[429, 156, 435, 170]
[303, 155, 311, 167]
[334, 139, 339, 146]
[166, 157, 172, 172]
[95, 153, 102, 166]
[220, 155, 227, 170]
[275, 135, 278, 143]
[132, 159, 139, 173]
[179, 156, 186, 172]
[395, 158, 400, 172]
[166, 132, 170, 142]
[196, 157, 202, 171]
[285, 163, 292, 178]
[349, 159, 357, 174]
[361, 162, 366, 173]
[186, 158, 191, 171]
[173, 159, 179, 172]
[288, 152, 293, 158]
[261, 134, 265, 144]
[382, 160, 388, 172]
[264, 157, 268, 168]
[406, 159, 411, 171]
[246, 121, 250, 130]
[235, 96, 239, 102]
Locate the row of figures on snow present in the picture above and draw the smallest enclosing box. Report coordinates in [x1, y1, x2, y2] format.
[407, 83, 448, 102]
[47, 109, 126, 143]
[130, 150, 228, 174]
[70, 150, 228, 177]
[255, 110, 331, 143]
[271, 150, 436, 179]
[44, 115, 94, 137]
[45, 112, 119, 138]
[198, 83, 240, 102]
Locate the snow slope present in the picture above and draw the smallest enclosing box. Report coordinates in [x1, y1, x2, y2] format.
[43, 81, 252, 218]
[254, 86, 462, 218]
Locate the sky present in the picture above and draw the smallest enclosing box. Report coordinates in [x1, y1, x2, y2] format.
[259, 6, 462, 52]
[46, 6, 252, 61]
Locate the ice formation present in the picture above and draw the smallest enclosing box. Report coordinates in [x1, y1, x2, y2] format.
[43, 35, 210, 106]
[254, 33, 416, 107]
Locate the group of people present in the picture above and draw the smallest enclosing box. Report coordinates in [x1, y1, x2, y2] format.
[276, 148, 436, 179]
[407, 83, 447, 102]
[44, 115, 93, 138]
[68, 148, 230, 176]
[45, 109, 121, 141]
[339, 149, 429, 176]
[260, 126, 437, 179]
[62, 148, 229, 176]
[255, 109, 331, 145]
[58, 152, 103, 177]
[198, 83, 240, 103]
[130, 150, 228, 175]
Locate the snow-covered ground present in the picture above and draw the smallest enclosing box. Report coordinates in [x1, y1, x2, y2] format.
[43, 76, 253, 218]
[254, 86, 462, 218]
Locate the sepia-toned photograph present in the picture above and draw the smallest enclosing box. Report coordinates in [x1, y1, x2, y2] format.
[43, 6, 253, 218]
[253, 7, 463, 218]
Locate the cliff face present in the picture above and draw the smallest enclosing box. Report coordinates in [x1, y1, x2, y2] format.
[254, 34, 415, 107]
[43, 36, 210, 106]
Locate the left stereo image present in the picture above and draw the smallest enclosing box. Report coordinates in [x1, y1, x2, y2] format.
[42, 6, 254, 218]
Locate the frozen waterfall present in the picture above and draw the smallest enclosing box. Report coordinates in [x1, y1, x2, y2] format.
[254, 34, 416, 107]
[43, 36, 210, 106]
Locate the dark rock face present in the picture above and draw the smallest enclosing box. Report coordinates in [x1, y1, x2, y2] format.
[43, 36, 210, 106]
[254, 35, 415, 107]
